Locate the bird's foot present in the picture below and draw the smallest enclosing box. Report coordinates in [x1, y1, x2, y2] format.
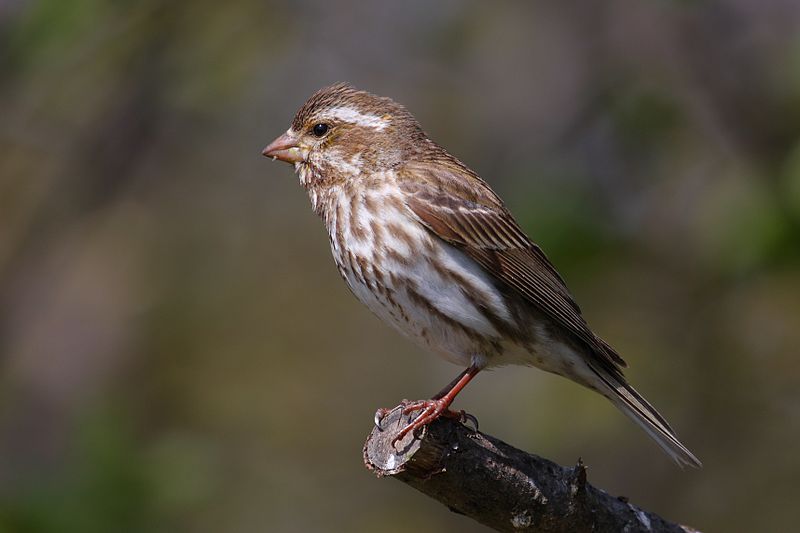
[393, 399, 459, 445]
[374, 399, 476, 447]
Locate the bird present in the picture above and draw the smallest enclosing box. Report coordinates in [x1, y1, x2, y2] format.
[262, 82, 701, 468]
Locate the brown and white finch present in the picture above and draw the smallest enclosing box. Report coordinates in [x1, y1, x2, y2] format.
[262, 83, 700, 467]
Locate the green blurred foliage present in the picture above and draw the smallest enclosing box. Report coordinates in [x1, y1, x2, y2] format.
[1, 1, 800, 532]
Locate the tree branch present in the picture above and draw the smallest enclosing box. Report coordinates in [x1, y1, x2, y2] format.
[363, 406, 699, 533]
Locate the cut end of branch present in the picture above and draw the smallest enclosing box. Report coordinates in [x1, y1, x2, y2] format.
[363, 405, 454, 478]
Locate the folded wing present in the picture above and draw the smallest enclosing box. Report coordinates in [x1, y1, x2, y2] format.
[399, 160, 627, 376]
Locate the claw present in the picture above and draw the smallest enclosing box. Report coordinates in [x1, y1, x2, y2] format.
[374, 407, 395, 432]
[460, 411, 479, 432]
[374, 409, 385, 432]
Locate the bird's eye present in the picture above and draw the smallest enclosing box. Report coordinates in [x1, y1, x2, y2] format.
[311, 123, 329, 137]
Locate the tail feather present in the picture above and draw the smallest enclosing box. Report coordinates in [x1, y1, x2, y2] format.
[587, 362, 702, 469]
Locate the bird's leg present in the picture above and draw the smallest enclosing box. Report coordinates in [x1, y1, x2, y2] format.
[374, 368, 473, 431]
[391, 365, 482, 446]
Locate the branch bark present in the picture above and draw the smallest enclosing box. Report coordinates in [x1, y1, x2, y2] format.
[363, 406, 699, 533]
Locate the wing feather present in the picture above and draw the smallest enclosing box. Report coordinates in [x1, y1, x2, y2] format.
[399, 161, 626, 372]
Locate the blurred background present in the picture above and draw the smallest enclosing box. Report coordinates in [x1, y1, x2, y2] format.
[1, 0, 799, 531]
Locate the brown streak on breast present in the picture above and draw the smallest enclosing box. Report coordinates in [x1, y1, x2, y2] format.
[364, 191, 379, 212]
[386, 194, 406, 212]
[347, 251, 368, 286]
[348, 188, 369, 240]
[370, 264, 387, 294]
[383, 285, 409, 323]
[385, 222, 417, 251]
[385, 248, 411, 266]
[370, 219, 385, 251]
[333, 196, 347, 249]
[355, 255, 373, 290]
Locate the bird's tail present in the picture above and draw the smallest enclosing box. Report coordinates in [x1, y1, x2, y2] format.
[587, 362, 702, 468]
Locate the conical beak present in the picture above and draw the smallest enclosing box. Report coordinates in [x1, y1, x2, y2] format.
[262, 132, 303, 163]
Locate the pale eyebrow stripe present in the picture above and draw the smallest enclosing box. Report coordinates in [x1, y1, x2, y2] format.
[320, 106, 389, 131]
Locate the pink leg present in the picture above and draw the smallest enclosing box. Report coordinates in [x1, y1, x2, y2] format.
[391, 365, 481, 446]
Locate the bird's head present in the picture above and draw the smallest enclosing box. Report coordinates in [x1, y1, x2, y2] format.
[263, 83, 430, 185]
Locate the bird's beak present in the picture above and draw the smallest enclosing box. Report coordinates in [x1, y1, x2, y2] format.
[262, 131, 303, 164]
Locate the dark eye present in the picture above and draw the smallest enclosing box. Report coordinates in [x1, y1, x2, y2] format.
[311, 123, 329, 137]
